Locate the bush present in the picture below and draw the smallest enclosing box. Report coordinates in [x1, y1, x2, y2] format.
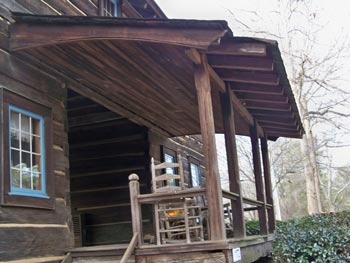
[273, 211, 350, 262]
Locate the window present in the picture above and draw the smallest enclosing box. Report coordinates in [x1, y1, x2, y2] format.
[162, 147, 177, 186]
[1, 90, 53, 209]
[100, 0, 119, 16]
[9, 106, 46, 198]
[190, 162, 201, 188]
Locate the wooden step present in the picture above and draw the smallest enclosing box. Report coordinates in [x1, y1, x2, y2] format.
[68, 244, 135, 263]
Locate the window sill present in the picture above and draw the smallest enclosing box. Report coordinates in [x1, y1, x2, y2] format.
[8, 190, 49, 199]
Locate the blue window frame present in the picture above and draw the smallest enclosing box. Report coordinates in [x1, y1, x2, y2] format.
[190, 163, 200, 188]
[8, 105, 48, 199]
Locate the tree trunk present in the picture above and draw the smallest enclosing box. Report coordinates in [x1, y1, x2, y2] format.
[300, 100, 322, 215]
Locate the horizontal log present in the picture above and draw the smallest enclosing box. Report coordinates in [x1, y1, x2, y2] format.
[10, 16, 228, 51]
[208, 55, 273, 71]
[266, 130, 302, 139]
[0, 227, 71, 261]
[250, 109, 295, 118]
[0, 256, 64, 263]
[256, 116, 297, 126]
[0, 224, 68, 228]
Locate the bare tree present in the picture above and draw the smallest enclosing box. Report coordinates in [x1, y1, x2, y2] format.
[225, 0, 350, 215]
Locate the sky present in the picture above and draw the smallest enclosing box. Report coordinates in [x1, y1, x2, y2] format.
[156, 0, 350, 167]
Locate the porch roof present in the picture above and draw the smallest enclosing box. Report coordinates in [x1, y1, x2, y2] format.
[8, 13, 303, 139]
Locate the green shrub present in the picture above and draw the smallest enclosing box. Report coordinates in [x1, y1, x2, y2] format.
[273, 211, 350, 262]
[246, 220, 260, 236]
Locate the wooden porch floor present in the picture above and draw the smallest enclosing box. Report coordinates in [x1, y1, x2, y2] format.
[67, 234, 273, 263]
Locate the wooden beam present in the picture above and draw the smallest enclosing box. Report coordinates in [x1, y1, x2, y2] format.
[220, 84, 245, 238]
[259, 121, 299, 131]
[10, 17, 228, 51]
[265, 130, 302, 139]
[254, 116, 297, 126]
[250, 109, 295, 118]
[207, 41, 267, 57]
[235, 92, 288, 104]
[262, 126, 300, 133]
[122, 0, 143, 18]
[208, 55, 274, 72]
[194, 53, 225, 241]
[216, 69, 280, 85]
[244, 101, 292, 111]
[250, 121, 268, 235]
[261, 138, 276, 233]
[230, 83, 283, 95]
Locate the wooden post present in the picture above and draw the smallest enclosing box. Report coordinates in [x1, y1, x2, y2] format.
[129, 173, 143, 245]
[220, 84, 246, 238]
[193, 52, 225, 240]
[249, 122, 268, 235]
[261, 137, 276, 233]
[98, 0, 104, 16]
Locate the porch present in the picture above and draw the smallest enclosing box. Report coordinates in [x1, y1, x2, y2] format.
[7, 13, 303, 263]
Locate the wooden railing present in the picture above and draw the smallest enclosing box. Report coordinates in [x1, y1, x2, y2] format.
[222, 189, 275, 236]
[120, 232, 139, 263]
[129, 173, 207, 246]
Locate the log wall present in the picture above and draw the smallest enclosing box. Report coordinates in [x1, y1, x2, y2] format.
[68, 91, 152, 246]
[0, 47, 73, 262]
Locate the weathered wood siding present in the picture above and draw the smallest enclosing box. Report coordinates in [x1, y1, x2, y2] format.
[0, 0, 163, 18]
[149, 132, 205, 188]
[0, 48, 73, 261]
[68, 91, 152, 246]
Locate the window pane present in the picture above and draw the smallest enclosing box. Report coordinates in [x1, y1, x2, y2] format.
[22, 170, 31, 189]
[21, 132, 31, 151]
[21, 152, 31, 168]
[21, 115, 30, 133]
[11, 149, 20, 167]
[33, 173, 42, 191]
[32, 118, 41, 136]
[32, 136, 41, 154]
[10, 129, 20, 148]
[190, 163, 200, 187]
[164, 153, 175, 174]
[10, 111, 19, 130]
[11, 168, 21, 188]
[32, 155, 41, 173]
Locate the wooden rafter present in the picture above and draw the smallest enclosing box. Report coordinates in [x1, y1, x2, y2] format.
[208, 55, 274, 72]
[216, 69, 280, 85]
[230, 83, 283, 95]
[207, 41, 267, 57]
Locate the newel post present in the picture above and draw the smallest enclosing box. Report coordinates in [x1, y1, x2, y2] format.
[129, 173, 143, 245]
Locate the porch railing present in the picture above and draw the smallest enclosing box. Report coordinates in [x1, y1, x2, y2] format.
[128, 174, 275, 247]
[222, 189, 275, 236]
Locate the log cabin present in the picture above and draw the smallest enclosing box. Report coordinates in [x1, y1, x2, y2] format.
[0, 1, 304, 263]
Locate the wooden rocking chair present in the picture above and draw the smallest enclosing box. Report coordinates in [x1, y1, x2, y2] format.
[151, 155, 204, 244]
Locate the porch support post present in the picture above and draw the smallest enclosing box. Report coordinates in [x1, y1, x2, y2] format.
[220, 83, 245, 238]
[261, 137, 276, 233]
[250, 121, 268, 235]
[194, 52, 225, 240]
